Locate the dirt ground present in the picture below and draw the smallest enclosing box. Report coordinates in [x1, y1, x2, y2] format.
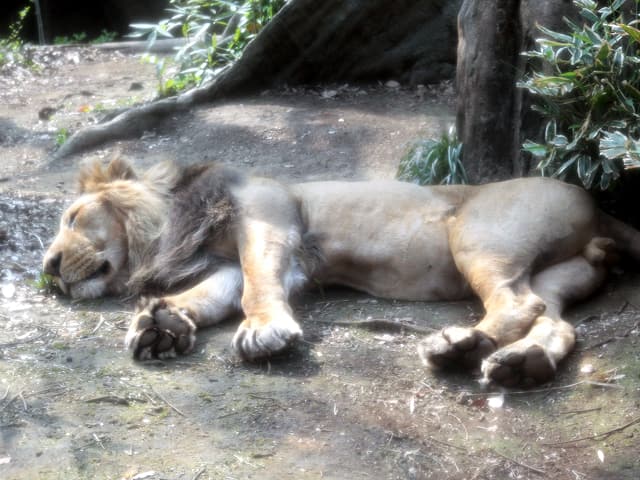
[1, 46, 639, 480]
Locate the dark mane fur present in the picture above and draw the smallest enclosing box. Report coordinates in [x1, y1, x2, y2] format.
[129, 163, 242, 294]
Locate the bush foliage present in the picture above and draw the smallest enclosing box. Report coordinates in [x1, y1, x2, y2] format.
[0, 5, 31, 67]
[520, 0, 640, 191]
[397, 126, 467, 185]
[131, 0, 287, 96]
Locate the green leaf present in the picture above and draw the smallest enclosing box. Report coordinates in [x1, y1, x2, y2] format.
[537, 26, 574, 43]
[600, 130, 629, 159]
[616, 23, 640, 44]
[580, 8, 600, 24]
[523, 141, 548, 157]
[611, 0, 627, 11]
[596, 42, 610, 65]
[600, 157, 619, 175]
[584, 26, 603, 46]
[612, 48, 625, 69]
[553, 154, 580, 178]
[545, 120, 557, 143]
[577, 155, 592, 182]
[550, 134, 569, 147]
[575, 0, 597, 10]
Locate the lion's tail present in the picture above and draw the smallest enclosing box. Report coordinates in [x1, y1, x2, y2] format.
[599, 211, 640, 261]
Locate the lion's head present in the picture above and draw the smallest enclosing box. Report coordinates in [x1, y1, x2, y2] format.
[43, 158, 177, 298]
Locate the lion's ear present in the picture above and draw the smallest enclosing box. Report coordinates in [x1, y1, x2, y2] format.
[106, 157, 137, 182]
[78, 157, 137, 193]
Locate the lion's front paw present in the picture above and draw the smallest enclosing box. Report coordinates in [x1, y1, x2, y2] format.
[125, 298, 197, 360]
[418, 326, 496, 371]
[481, 342, 556, 387]
[232, 313, 302, 361]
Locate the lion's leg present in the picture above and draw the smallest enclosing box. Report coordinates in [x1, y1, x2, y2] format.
[419, 179, 602, 373]
[418, 259, 544, 371]
[229, 183, 308, 361]
[231, 218, 307, 360]
[125, 265, 243, 360]
[481, 253, 608, 386]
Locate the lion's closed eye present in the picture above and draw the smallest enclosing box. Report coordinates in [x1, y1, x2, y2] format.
[67, 210, 79, 229]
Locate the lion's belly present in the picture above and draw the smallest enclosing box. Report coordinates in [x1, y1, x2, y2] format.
[317, 227, 471, 301]
[294, 181, 473, 301]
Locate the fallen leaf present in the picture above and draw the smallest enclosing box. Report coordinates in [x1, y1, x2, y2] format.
[580, 363, 595, 374]
[597, 449, 605, 463]
[488, 394, 504, 409]
[132, 472, 156, 480]
[1, 283, 15, 298]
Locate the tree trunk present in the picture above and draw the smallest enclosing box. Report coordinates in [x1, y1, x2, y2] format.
[54, 0, 461, 160]
[456, 0, 578, 184]
[456, 0, 521, 183]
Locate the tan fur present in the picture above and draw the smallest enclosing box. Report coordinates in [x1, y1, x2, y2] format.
[43, 158, 640, 386]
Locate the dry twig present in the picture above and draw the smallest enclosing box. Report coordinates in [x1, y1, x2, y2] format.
[492, 448, 545, 475]
[86, 395, 131, 406]
[0, 385, 9, 402]
[93, 433, 106, 450]
[552, 407, 602, 416]
[427, 436, 467, 452]
[0, 328, 51, 348]
[150, 387, 186, 417]
[192, 468, 206, 480]
[0, 391, 23, 413]
[542, 415, 640, 446]
[462, 379, 621, 397]
[309, 317, 436, 334]
[91, 315, 106, 334]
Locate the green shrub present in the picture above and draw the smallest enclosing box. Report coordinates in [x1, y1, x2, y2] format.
[53, 32, 88, 44]
[92, 29, 118, 44]
[130, 0, 287, 96]
[520, 0, 640, 191]
[397, 126, 467, 185]
[0, 5, 31, 67]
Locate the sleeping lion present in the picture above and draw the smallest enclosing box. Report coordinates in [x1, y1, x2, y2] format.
[43, 158, 640, 386]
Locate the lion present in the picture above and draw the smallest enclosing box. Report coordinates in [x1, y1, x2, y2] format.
[42, 157, 640, 386]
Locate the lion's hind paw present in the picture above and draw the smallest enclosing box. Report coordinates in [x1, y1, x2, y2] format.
[232, 313, 302, 361]
[418, 326, 496, 371]
[125, 298, 197, 360]
[480, 342, 556, 387]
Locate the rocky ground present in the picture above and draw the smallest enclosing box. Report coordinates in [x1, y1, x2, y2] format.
[0, 45, 639, 480]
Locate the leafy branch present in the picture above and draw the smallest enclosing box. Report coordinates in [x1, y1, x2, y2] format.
[520, 0, 640, 190]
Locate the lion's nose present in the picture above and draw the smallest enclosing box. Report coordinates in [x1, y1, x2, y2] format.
[44, 252, 62, 277]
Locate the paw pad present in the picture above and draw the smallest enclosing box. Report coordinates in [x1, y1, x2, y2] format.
[418, 327, 496, 371]
[232, 314, 302, 361]
[125, 298, 197, 360]
[481, 343, 556, 387]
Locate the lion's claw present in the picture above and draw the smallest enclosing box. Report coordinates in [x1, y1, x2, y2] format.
[125, 298, 197, 360]
[418, 326, 496, 371]
[481, 342, 556, 387]
[232, 314, 302, 361]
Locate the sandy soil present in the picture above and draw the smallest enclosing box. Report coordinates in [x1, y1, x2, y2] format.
[1, 46, 639, 480]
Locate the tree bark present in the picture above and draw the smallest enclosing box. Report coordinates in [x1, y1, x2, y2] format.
[456, 0, 521, 183]
[456, 0, 579, 183]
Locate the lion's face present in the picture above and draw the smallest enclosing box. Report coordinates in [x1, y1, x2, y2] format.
[43, 193, 128, 299]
